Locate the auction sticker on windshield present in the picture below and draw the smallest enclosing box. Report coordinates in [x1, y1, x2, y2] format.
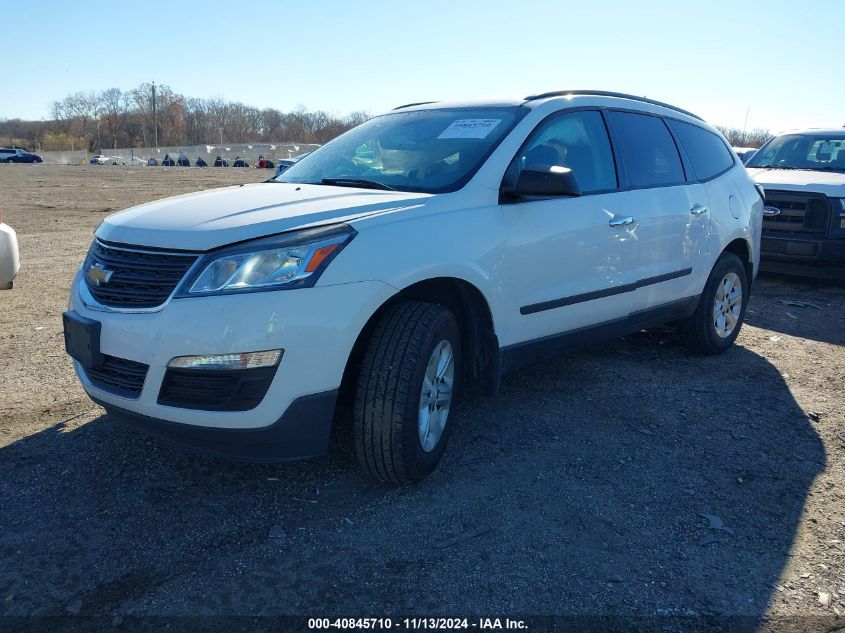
[438, 119, 502, 140]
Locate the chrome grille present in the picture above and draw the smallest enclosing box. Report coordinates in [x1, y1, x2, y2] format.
[83, 240, 198, 308]
[762, 190, 831, 234]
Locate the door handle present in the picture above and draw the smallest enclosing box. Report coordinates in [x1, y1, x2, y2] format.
[690, 204, 708, 216]
[608, 215, 635, 228]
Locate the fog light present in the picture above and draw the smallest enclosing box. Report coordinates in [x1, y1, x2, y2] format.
[167, 349, 282, 370]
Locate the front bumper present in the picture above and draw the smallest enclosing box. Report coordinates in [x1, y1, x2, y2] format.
[760, 234, 845, 279]
[68, 272, 394, 456]
[93, 390, 338, 462]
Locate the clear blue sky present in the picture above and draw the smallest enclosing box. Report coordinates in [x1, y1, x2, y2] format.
[3, 0, 843, 133]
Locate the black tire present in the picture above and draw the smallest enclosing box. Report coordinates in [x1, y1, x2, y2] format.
[680, 252, 749, 354]
[353, 301, 461, 484]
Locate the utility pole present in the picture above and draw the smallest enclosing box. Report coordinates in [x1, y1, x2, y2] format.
[152, 81, 158, 150]
[742, 105, 750, 145]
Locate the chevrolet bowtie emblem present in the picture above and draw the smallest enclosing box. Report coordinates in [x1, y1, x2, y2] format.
[86, 263, 114, 287]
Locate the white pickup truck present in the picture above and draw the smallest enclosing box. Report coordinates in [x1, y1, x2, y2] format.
[745, 129, 845, 278]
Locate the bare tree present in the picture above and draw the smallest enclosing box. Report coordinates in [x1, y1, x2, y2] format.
[716, 126, 772, 148]
[50, 91, 101, 150]
[130, 82, 181, 147]
[99, 88, 131, 149]
[184, 98, 211, 145]
[5, 82, 372, 150]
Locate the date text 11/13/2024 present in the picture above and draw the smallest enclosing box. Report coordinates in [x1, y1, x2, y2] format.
[307, 617, 528, 630]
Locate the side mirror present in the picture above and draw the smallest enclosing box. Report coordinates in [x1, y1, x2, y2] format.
[512, 164, 581, 198]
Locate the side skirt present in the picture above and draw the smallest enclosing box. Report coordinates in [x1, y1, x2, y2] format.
[499, 295, 700, 374]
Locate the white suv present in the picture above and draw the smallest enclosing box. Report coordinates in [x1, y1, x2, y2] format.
[64, 91, 763, 483]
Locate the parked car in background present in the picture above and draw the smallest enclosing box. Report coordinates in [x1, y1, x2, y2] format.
[0, 210, 20, 289]
[0, 145, 27, 154]
[1, 148, 43, 163]
[274, 152, 309, 177]
[125, 156, 147, 166]
[745, 129, 845, 278]
[90, 155, 124, 165]
[274, 159, 296, 176]
[732, 147, 758, 164]
[64, 90, 762, 483]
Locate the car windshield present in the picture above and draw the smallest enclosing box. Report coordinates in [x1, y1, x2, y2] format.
[746, 134, 845, 172]
[273, 107, 527, 193]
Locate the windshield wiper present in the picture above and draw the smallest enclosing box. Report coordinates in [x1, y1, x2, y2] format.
[320, 178, 396, 191]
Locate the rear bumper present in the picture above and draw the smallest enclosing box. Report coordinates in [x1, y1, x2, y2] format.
[93, 389, 338, 462]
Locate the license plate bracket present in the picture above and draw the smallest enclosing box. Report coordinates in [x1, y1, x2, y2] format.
[63, 311, 103, 369]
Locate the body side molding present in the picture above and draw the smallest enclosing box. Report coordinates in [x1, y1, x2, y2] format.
[520, 268, 693, 315]
[502, 295, 699, 374]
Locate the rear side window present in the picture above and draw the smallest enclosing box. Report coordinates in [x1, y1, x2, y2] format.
[668, 120, 734, 180]
[606, 111, 685, 188]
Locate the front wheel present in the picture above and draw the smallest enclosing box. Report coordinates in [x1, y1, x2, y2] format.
[679, 252, 749, 354]
[353, 301, 461, 484]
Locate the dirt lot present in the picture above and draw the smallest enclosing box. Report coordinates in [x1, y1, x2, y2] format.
[1, 164, 843, 630]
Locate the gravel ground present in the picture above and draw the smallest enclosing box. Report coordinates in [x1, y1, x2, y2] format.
[0, 165, 843, 631]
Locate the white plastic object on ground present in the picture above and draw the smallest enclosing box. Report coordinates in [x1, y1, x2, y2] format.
[0, 223, 20, 289]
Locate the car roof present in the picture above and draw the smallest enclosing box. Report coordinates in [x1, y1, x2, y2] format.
[393, 90, 704, 123]
[775, 128, 845, 137]
[392, 98, 526, 110]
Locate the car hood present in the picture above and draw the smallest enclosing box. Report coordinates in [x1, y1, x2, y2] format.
[747, 168, 845, 197]
[96, 183, 431, 251]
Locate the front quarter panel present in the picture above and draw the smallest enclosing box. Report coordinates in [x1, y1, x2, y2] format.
[319, 188, 506, 332]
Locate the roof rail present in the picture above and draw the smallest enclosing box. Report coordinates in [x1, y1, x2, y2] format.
[392, 101, 439, 110]
[523, 90, 703, 121]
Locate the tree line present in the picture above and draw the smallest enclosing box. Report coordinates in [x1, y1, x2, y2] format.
[714, 126, 772, 148]
[1, 86, 774, 153]
[0, 83, 370, 152]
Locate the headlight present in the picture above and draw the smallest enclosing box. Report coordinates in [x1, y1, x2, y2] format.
[178, 224, 355, 296]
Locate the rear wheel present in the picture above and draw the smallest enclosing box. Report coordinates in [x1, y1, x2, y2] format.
[680, 252, 749, 354]
[353, 301, 461, 484]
